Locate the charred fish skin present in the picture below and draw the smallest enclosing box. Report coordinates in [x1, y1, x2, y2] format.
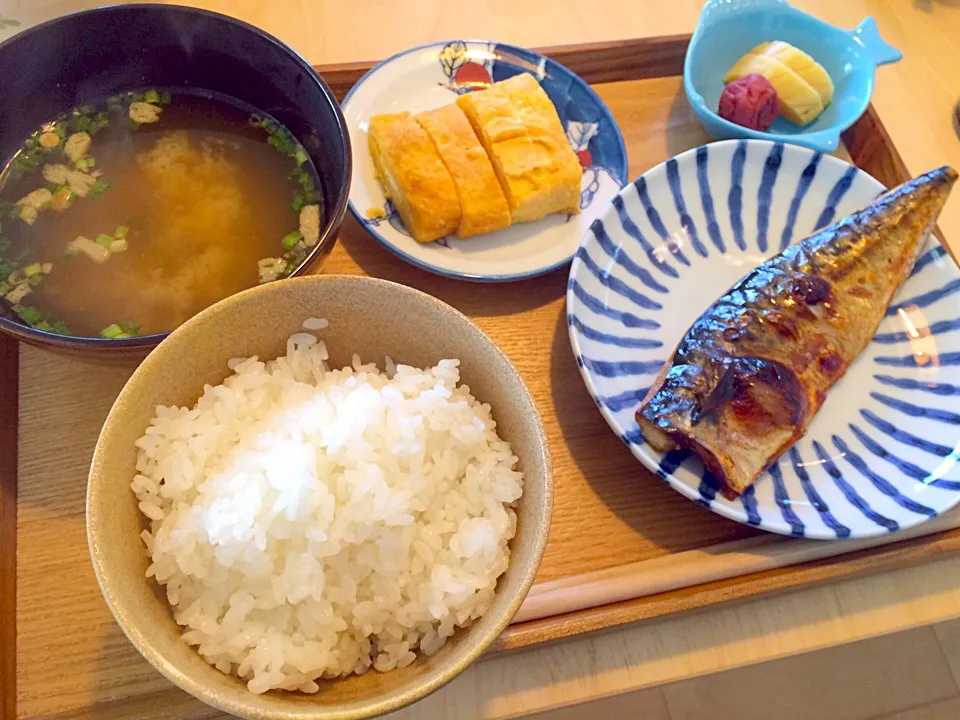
[637, 166, 958, 499]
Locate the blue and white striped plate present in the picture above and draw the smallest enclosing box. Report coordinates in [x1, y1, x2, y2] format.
[342, 40, 627, 282]
[568, 139, 960, 539]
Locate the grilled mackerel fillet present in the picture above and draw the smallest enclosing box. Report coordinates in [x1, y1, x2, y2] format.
[636, 166, 958, 498]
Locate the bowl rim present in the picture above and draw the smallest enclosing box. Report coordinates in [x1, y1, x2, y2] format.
[0, 3, 352, 352]
[86, 274, 553, 720]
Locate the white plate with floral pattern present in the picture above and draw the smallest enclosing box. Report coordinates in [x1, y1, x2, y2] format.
[342, 40, 628, 282]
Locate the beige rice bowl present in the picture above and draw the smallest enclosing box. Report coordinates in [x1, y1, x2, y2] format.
[131, 319, 524, 694]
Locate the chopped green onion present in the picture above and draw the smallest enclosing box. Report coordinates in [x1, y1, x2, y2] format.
[271, 132, 295, 155]
[17, 304, 69, 335]
[27, 274, 43, 287]
[24, 263, 43, 277]
[127, 118, 140, 131]
[282, 231, 303, 249]
[16, 305, 42, 325]
[13, 153, 40, 176]
[144, 89, 160, 104]
[96, 233, 114, 247]
[75, 157, 95, 171]
[0, 282, 9, 296]
[159, 89, 172, 105]
[54, 124, 67, 138]
[114, 225, 129, 239]
[282, 239, 308, 270]
[294, 149, 308, 166]
[65, 245, 78, 258]
[291, 193, 306, 213]
[89, 115, 109, 135]
[102, 320, 141, 339]
[109, 239, 128, 253]
[74, 116, 92, 132]
[87, 179, 113, 198]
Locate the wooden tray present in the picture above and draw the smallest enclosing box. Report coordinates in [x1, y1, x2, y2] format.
[4, 35, 960, 720]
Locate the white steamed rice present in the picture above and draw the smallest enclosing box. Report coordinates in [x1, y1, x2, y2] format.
[131, 320, 523, 693]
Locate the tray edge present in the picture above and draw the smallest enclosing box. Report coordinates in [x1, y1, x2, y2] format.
[1, 333, 18, 718]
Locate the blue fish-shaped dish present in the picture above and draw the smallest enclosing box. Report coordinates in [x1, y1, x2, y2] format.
[684, 0, 902, 153]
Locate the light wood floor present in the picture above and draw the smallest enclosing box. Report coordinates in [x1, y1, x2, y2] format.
[530, 618, 960, 720]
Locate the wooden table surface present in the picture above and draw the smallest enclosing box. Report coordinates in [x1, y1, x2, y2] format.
[2, 1, 960, 718]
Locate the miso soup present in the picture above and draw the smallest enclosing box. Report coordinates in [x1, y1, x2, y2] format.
[0, 90, 323, 338]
